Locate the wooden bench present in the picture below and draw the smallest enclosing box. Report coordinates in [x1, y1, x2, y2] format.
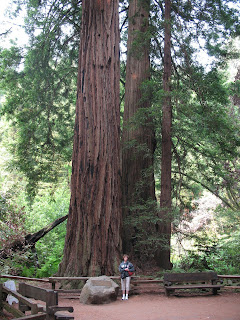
[164, 272, 223, 296]
[17, 283, 74, 320]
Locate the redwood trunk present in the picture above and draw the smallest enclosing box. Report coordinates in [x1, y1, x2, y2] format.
[59, 0, 121, 276]
[122, 0, 156, 259]
[157, 0, 172, 269]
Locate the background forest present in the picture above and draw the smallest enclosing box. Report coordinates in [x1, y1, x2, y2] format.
[0, 0, 240, 277]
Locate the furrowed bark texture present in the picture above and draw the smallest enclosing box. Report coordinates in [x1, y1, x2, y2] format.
[122, 0, 156, 258]
[59, 0, 121, 276]
[157, 0, 172, 269]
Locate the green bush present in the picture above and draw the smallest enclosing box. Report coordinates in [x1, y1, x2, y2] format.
[0, 186, 70, 278]
[175, 231, 240, 274]
[24, 186, 70, 277]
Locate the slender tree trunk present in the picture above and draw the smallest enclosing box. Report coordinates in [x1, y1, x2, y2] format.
[122, 0, 156, 261]
[233, 68, 240, 107]
[59, 0, 122, 277]
[156, 0, 172, 269]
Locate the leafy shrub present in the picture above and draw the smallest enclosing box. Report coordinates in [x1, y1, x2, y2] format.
[0, 185, 70, 278]
[24, 186, 70, 277]
[0, 191, 31, 276]
[175, 231, 240, 274]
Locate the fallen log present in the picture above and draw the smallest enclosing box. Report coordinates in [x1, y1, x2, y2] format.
[0, 214, 68, 259]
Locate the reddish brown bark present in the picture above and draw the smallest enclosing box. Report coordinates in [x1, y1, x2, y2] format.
[59, 0, 122, 276]
[156, 0, 172, 269]
[122, 0, 156, 259]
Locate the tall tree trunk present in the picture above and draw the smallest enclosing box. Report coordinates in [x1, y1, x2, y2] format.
[156, 0, 172, 269]
[122, 0, 156, 262]
[59, 0, 122, 277]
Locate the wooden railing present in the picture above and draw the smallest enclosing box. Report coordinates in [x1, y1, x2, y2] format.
[0, 275, 49, 283]
[0, 282, 74, 320]
[0, 273, 239, 292]
[0, 283, 46, 319]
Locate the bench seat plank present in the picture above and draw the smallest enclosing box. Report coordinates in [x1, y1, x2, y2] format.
[165, 284, 222, 290]
[54, 312, 74, 320]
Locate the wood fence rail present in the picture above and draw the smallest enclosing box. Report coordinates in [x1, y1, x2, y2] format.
[1, 274, 240, 282]
[48, 276, 140, 290]
[0, 273, 239, 291]
[0, 275, 50, 283]
[218, 275, 240, 279]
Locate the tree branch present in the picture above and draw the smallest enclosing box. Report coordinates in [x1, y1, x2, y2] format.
[25, 214, 68, 245]
[172, 170, 235, 211]
[0, 28, 12, 37]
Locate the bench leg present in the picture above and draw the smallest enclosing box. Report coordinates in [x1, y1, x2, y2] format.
[165, 288, 175, 296]
[212, 288, 218, 295]
[46, 314, 55, 320]
[165, 288, 170, 296]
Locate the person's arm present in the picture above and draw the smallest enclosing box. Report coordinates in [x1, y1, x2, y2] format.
[128, 262, 134, 272]
[119, 262, 124, 273]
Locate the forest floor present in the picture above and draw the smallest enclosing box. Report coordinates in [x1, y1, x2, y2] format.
[58, 291, 240, 320]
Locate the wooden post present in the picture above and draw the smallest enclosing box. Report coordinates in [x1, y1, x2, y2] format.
[46, 290, 58, 320]
[51, 282, 56, 290]
[19, 282, 30, 314]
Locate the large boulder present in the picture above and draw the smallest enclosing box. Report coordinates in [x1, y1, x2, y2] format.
[80, 276, 119, 304]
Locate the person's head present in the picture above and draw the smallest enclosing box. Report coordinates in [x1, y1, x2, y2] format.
[123, 254, 129, 262]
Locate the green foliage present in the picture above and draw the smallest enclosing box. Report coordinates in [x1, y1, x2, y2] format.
[124, 199, 160, 252]
[0, 191, 26, 250]
[0, 185, 70, 277]
[0, 189, 32, 276]
[172, 192, 240, 275]
[1, 248, 36, 276]
[151, 62, 240, 215]
[0, 0, 81, 198]
[25, 186, 70, 277]
[214, 232, 240, 274]
[175, 231, 240, 274]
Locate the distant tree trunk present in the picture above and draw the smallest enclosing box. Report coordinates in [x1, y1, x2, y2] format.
[156, 0, 172, 269]
[122, 0, 156, 261]
[233, 68, 240, 107]
[59, 0, 121, 277]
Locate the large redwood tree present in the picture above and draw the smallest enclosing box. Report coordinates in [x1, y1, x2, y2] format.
[122, 0, 156, 260]
[59, 0, 122, 276]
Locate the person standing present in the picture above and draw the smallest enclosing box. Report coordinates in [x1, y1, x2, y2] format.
[119, 254, 134, 300]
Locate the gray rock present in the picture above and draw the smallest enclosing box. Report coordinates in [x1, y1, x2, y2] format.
[80, 276, 119, 304]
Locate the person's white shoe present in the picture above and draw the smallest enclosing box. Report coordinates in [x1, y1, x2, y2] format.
[122, 295, 125, 300]
[125, 294, 128, 300]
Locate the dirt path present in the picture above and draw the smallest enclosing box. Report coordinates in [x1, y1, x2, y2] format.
[59, 292, 240, 320]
